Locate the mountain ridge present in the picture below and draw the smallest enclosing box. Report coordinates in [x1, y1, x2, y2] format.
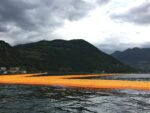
[111, 47, 150, 72]
[0, 39, 135, 74]
[0, 40, 23, 66]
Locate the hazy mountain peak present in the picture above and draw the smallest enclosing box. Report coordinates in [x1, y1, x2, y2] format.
[112, 47, 150, 72]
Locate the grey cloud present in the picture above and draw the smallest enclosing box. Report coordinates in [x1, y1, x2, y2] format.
[96, 0, 110, 6]
[0, 0, 36, 30]
[0, 0, 92, 30]
[0, 0, 93, 44]
[97, 41, 150, 54]
[111, 2, 150, 25]
[0, 26, 8, 32]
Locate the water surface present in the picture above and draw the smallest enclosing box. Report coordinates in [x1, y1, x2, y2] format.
[90, 74, 150, 81]
[0, 84, 150, 113]
[1, 74, 150, 113]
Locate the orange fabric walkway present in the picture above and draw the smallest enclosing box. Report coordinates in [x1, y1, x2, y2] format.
[0, 73, 150, 90]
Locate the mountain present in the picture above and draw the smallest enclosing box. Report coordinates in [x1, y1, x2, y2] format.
[0, 40, 23, 66]
[0, 39, 135, 74]
[111, 47, 150, 72]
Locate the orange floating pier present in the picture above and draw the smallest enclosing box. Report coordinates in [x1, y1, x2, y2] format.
[0, 73, 150, 90]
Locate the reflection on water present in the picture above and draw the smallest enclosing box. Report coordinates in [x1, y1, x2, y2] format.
[0, 84, 150, 113]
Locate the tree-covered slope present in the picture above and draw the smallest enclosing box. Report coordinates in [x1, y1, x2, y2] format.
[0, 40, 23, 66]
[14, 39, 135, 73]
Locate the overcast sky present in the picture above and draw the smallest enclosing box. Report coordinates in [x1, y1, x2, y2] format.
[0, 0, 150, 53]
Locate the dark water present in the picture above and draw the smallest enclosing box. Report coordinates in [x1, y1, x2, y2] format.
[89, 74, 150, 81]
[1, 74, 150, 113]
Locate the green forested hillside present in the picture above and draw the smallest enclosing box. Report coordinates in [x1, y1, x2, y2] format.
[0, 39, 135, 74]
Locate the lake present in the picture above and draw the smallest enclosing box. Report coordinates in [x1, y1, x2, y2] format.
[0, 74, 150, 113]
[85, 74, 150, 81]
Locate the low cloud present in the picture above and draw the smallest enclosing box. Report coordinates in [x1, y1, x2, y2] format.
[96, 36, 141, 54]
[97, 43, 139, 54]
[98, 42, 150, 54]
